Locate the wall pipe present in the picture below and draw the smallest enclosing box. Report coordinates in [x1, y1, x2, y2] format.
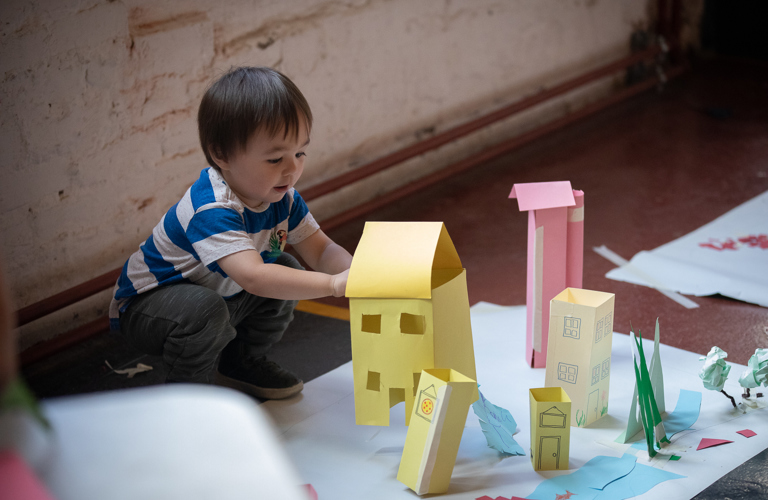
[319, 65, 685, 232]
[17, 47, 680, 366]
[300, 45, 663, 201]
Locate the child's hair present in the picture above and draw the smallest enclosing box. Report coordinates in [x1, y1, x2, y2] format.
[198, 67, 313, 167]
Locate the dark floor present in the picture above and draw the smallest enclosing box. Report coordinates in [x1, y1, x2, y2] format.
[21, 56, 768, 499]
[22, 310, 351, 399]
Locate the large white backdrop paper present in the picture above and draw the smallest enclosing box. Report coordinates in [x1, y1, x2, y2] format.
[605, 190, 768, 307]
[263, 303, 768, 500]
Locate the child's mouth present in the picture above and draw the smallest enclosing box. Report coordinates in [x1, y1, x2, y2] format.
[274, 184, 289, 193]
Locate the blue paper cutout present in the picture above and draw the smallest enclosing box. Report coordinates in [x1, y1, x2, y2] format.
[472, 389, 525, 456]
[526, 454, 635, 500]
[632, 389, 701, 451]
[526, 454, 684, 500]
[661, 389, 702, 437]
[597, 459, 685, 500]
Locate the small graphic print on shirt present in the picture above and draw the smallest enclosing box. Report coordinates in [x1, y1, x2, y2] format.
[263, 229, 288, 261]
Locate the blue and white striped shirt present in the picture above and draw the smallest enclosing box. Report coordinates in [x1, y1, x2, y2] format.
[109, 167, 319, 330]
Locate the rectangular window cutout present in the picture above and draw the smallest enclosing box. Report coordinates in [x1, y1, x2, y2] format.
[361, 314, 381, 334]
[413, 372, 422, 396]
[389, 387, 405, 408]
[367, 371, 380, 392]
[400, 313, 426, 335]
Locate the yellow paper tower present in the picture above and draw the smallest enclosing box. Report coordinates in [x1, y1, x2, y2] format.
[529, 387, 571, 471]
[346, 222, 478, 426]
[544, 288, 615, 427]
[397, 369, 476, 495]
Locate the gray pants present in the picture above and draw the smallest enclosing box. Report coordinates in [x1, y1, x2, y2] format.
[119, 253, 302, 383]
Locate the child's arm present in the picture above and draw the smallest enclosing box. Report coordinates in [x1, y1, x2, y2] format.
[217, 249, 347, 300]
[291, 229, 353, 275]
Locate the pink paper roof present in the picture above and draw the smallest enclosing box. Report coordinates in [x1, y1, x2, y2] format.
[509, 181, 576, 211]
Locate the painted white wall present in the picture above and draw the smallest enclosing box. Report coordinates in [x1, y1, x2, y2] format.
[1, 0, 661, 348]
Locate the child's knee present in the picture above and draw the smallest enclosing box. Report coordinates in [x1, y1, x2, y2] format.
[179, 287, 232, 334]
[275, 252, 305, 271]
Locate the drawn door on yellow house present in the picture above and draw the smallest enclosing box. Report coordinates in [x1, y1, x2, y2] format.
[539, 436, 561, 470]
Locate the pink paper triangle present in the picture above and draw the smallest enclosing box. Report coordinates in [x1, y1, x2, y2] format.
[737, 429, 757, 438]
[696, 438, 734, 451]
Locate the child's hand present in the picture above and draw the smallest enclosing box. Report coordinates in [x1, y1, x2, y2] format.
[330, 269, 349, 297]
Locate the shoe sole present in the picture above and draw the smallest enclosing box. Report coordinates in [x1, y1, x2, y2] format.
[214, 371, 304, 400]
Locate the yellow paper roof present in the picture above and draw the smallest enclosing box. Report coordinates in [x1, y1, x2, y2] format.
[346, 222, 463, 299]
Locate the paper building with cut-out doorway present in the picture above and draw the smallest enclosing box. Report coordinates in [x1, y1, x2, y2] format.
[529, 387, 571, 470]
[346, 222, 478, 426]
[510, 181, 584, 368]
[397, 369, 476, 495]
[544, 288, 615, 427]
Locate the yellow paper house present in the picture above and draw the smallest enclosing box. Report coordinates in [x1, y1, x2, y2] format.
[529, 387, 571, 471]
[397, 369, 476, 495]
[346, 222, 478, 426]
[544, 288, 615, 427]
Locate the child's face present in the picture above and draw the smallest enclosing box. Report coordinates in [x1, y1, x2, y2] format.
[214, 114, 310, 209]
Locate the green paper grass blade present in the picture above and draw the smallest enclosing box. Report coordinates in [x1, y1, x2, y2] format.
[1, 377, 51, 430]
[632, 330, 657, 457]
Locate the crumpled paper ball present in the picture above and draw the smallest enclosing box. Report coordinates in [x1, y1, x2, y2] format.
[738, 348, 768, 389]
[699, 346, 731, 391]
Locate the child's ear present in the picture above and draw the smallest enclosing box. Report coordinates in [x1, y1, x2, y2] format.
[211, 151, 230, 171]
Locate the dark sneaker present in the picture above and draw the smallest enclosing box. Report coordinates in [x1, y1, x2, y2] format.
[216, 355, 303, 400]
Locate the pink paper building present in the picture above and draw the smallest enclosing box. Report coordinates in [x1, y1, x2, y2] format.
[509, 181, 584, 368]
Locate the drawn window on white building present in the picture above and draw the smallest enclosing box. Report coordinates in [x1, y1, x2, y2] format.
[558, 362, 578, 384]
[595, 319, 604, 343]
[591, 365, 600, 385]
[605, 313, 613, 334]
[601, 358, 610, 379]
[563, 317, 581, 339]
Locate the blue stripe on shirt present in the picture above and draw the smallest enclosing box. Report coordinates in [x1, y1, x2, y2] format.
[164, 203, 200, 260]
[288, 190, 309, 231]
[142, 235, 186, 287]
[186, 207, 245, 244]
[242, 196, 289, 234]
[114, 259, 137, 301]
[206, 260, 228, 277]
[190, 168, 217, 211]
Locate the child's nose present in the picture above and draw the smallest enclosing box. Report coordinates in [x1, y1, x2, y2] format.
[284, 157, 299, 174]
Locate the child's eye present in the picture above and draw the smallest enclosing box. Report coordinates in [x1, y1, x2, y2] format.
[267, 158, 282, 164]
[296, 152, 306, 159]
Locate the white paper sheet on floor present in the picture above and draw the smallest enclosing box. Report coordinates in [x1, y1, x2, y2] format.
[0, 385, 309, 500]
[605, 190, 768, 307]
[263, 303, 767, 500]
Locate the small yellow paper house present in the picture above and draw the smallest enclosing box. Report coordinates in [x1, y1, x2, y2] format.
[544, 288, 615, 427]
[397, 369, 476, 495]
[529, 387, 571, 471]
[346, 222, 478, 426]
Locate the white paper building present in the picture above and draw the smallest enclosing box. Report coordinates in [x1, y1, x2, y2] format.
[544, 288, 615, 427]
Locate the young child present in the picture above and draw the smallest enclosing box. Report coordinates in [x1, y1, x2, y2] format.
[109, 67, 352, 399]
